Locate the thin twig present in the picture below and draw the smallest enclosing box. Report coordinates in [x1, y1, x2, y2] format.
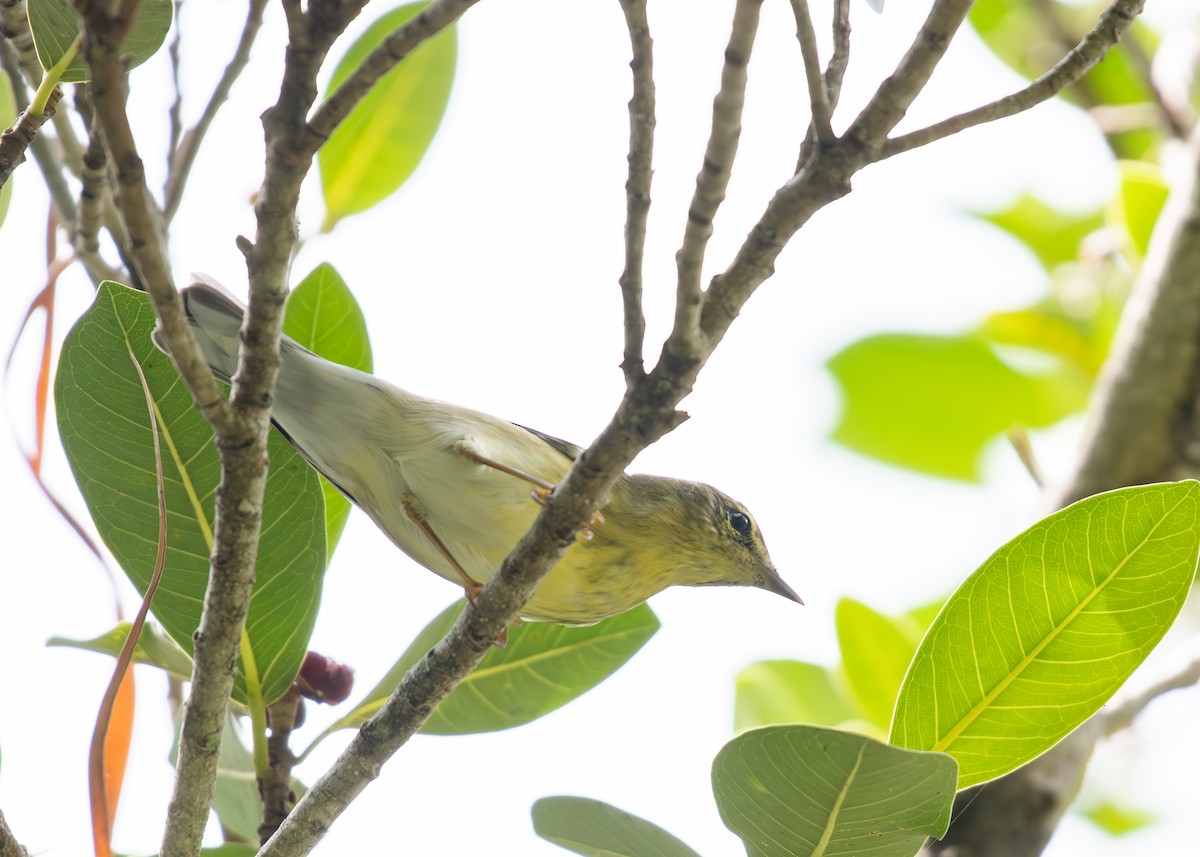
[881, 0, 1147, 159]
[616, 0, 654, 387]
[1111, 24, 1190, 140]
[0, 85, 63, 190]
[1101, 647, 1200, 736]
[790, 0, 833, 145]
[164, 0, 269, 221]
[673, 0, 764, 355]
[166, 0, 183, 161]
[825, 0, 850, 112]
[305, 0, 482, 147]
[845, 0, 974, 148]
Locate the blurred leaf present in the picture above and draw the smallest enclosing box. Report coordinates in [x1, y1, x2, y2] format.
[283, 263, 373, 553]
[311, 602, 658, 744]
[49, 622, 194, 683]
[978, 194, 1104, 271]
[968, 0, 1160, 157]
[1081, 800, 1156, 836]
[891, 482, 1200, 789]
[533, 796, 703, 857]
[0, 70, 15, 227]
[835, 598, 917, 731]
[828, 333, 1089, 481]
[319, 2, 456, 229]
[55, 283, 326, 704]
[28, 0, 172, 83]
[712, 725, 957, 857]
[1107, 160, 1170, 265]
[734, 660, 860, 732]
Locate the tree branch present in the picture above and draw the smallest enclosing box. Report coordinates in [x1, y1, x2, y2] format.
[881, 0, 1147, 160]
[616, 0, 654, 387]
[0, 84, 62, 190]
[0, 808, 30, 857]
[789, 0, 833, 145]
[925, 124, 1200, 857]
[305, 0, 481, 148]
[845, 0, 974, 148]
[164, 0, 269, 221]
[1101, 646, 1200, 736]
[673, 0, 763, 356]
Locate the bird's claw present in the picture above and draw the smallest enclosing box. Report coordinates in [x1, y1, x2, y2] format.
[530, 488, 605, 539]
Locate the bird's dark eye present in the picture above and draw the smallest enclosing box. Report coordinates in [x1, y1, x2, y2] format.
[728, 509, 752, 536]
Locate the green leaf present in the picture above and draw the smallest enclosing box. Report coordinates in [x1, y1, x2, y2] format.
[54, 282, 326, 704]
[734, 660, 860, 732]
[977, 194, 1104, 271]
[283, 263, 373, 553]
[49, 622, 194, 683]
[311, 602, 658, 744]
[0, 69, 15, 227]
[827, 333, 1089, 481]
[319, 3, 457, 229]
[1080, 799, 1156, 836]
[836, 599, 918, 731]
[712, 725, 957, 857]
[968, 0, 1159, 158]
[533, 796, 703, 857]
[891, 482, 1200, 789]
[1107, 160, 1170, 265]
[28, 0, 172, 83]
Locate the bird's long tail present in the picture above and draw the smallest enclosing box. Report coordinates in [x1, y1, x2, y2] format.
[153, 274, 311, 382]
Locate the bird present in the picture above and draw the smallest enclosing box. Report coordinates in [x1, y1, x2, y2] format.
[154, 275, 802, 625]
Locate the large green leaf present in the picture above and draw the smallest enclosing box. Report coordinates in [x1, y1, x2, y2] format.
[533, 796, 703, 857]
[319, 3, 457, 229]
[713, 725, 957, 857]
[283, 263, 373, 553]
[827, 333, 1089, 481]
[308, 601, 658, 746]
[734, 660, 860, 733]
[55, 282, 326, 704]
[27, 0, 172, 83]
[891, 482, 1200, 788]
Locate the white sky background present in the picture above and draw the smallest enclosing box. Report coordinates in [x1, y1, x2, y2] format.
[3, 0, 1200, 855]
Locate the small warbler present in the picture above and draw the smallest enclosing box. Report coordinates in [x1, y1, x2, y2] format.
[156, 276, 802, 625]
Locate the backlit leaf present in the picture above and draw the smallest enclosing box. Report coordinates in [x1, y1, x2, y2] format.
[827, 333, 1089, 481]
[891, 482, 1200, 788]
[319, 3, 456, 229]
[28, 0, 172, 83]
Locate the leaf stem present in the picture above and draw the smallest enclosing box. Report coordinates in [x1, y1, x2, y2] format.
[29, 34, 79, 116]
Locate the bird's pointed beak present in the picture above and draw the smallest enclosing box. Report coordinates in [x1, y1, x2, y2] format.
[757, 564, 804, 605]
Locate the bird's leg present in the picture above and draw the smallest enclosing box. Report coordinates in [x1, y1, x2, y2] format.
[454, 440, 556, 492]
[400, 494, 482, 601]
[454, 441, 604, 539]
